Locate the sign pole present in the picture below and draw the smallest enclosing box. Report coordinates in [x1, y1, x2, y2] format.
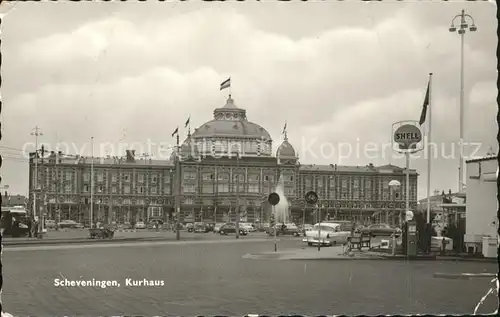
[273, 205, 277, 252]
[317, 204, 321, 252]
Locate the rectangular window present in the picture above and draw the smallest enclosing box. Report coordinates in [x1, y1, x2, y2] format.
[202, 184, 214, 194]
[353, 179, 359, 189]
[182, 185, 196, 193]
[164, 174, 171, 183]
[183, 172, 196, 180]
[124, 186, 131, 194]
[248, 184, 259, 193]
[365, 179, 371, 188]
[98, 185, 104, 193]
[83, 185, 89, 192]
[97, 171, 104, 182]
[163, 186, 171, 194]
[233, 173, 244, 182]
[203, 173, 214, 181]
[111, 173, 117, 183]
[123, 198, 131, 205]
[138, 174, 144, 182]
[65, 184, 71, 193]
[317, 178, 323, 187]
[218, 173, 229, 181]
[136, 198, 144, 205]
[112, 187, 117, 194]
[248, 174, 260, 182]
[284, 175, 294, 182]
[341, 180, 347, 188]
[353, 190, 359, 199]
[124, 173, 131, 182]
[152, 175, 157, 183]
[83, 173, 90, 182]
[264, 175, 274, 182]
[285, 187, 294, 195]
[65, 171, 72, 181]
[217, 184, 229, 193]
[151, 187, 157, 194]
[138, 186, 144, 194]
[305, 178, 312, 187]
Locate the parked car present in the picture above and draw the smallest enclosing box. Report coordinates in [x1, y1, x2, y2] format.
[219, 223, 248, 236]
[58, 220, 81, 229]
[301, 224, 314, 236]
[267, 223, 301, 237]
[358, 223, 401, 237]
[194, 223, 210, 233]
[148, 219, 164, 229]
[134, 221, 146, 229]
[46, 220, 56, 229]
[303, 222, 352, 246]
[186, 223, 195, 232]
[213, 223, 225, 234]
[239, 223, 255, 233]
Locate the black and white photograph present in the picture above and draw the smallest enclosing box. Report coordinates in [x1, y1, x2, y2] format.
[0, 1, 498, 316]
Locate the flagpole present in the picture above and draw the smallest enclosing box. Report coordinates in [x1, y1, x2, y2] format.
[426, 73, 433, 223]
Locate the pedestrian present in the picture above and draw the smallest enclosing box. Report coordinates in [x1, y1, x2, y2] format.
[34, 220, 38, 238]
[27, 217, 32, 238]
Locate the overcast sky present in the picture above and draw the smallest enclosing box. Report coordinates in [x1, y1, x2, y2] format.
[0, 1, 497, 199]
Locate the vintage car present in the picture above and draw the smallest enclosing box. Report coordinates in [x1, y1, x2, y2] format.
[266, 223, 301, 237]
[194, 222, 210, 233]
[219, 223, 248, 236]
[302, 222, 352, 246]
[239, 223, 255, 233]
[358, 223, 402, 237]
[213, 223, 225, 234]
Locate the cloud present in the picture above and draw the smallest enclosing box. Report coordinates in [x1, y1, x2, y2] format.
[1, 4, 496, 198]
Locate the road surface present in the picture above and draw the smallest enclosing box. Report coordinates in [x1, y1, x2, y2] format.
[2, 236, 497, 316]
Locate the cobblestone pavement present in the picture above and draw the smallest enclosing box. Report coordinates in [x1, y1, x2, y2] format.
[2, 239, 497, 316]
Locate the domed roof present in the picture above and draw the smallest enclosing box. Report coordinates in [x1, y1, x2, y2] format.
[276, 139, 296, 158]
[191, 95, 271, 140]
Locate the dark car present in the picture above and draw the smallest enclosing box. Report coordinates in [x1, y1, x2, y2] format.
[359, 223, 401, 237]
[194, 223, 210, 233]
[219, 223, 248, 236]
[266, 223, 301, 237]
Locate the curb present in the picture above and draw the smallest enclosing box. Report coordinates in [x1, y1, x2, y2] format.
[433, 273, 497, 280]
[2, 237, 179, 246]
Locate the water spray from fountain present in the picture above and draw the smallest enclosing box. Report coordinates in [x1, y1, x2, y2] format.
[273, 174, 292, 224]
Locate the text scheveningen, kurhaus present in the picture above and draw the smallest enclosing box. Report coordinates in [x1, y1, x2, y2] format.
[54, 278, 165, 288]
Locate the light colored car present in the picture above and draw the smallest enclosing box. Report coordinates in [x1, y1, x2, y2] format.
[213, 223, 225, 234]
[303, 222, 352, 246]
[46, 220, 56, 229]
[240, 223, 255, 232]
[301, 224, 314, 236]
[135, 221, 146, 229]
[58, 220, 80, 229]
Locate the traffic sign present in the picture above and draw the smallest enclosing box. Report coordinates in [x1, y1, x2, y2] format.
[268, 192, 280, 206]
[304, 191, 319, 205]
[394, 124, 422, 149]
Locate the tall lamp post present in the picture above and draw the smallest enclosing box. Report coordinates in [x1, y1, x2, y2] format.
[30, 126, 43, 221]
[449, 9, 477, 193]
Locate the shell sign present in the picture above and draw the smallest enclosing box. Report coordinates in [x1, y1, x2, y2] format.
[394, 124, 422, 149]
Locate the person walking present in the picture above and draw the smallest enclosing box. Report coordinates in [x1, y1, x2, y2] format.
[27, 217, 33, 238]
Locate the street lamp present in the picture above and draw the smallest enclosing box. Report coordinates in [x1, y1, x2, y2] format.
[449, 9, 477, 193]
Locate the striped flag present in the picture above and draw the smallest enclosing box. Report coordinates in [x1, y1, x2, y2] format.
[282, 122, 287, 134]
[171, 127, 179, 137]
[220, 78, 231, 90]
[419, 79, 430, 125]
[185, 116, 190, 128]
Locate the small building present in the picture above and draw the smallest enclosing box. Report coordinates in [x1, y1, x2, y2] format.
[464, 156, 498, 256]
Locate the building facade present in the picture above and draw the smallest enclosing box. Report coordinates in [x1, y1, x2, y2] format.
[464, 156, 498, 255]
[28, 96, 418, 226]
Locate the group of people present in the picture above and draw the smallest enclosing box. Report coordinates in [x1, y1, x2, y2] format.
[12, 216, 40, 238]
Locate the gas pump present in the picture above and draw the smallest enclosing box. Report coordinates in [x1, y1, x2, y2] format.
[405, 210, 418, 256]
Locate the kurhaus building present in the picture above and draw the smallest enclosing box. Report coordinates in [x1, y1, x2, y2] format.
[28, 96, 418, 226]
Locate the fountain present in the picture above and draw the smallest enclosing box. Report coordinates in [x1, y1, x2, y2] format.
[273, 175, 292, 224]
